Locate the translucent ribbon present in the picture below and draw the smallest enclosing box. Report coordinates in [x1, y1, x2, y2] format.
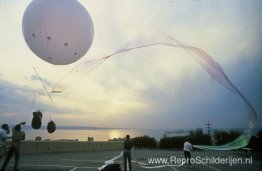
[54, 36, 257, 150]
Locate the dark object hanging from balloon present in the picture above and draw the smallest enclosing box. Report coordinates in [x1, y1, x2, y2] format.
[47, 120, 56, 134]
[31, 110, 43, 129]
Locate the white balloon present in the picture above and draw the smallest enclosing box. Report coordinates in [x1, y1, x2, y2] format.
[22, 0, 94, 65]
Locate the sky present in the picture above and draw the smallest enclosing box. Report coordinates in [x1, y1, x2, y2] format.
[0, 0, 261, 131]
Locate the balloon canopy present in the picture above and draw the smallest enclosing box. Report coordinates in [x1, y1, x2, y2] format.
[22, 0, 94, 65]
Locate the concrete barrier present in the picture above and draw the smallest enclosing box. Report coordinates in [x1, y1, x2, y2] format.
[19, 141, 123, 154]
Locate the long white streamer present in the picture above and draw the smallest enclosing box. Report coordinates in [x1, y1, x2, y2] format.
[97, 148, 185, 170]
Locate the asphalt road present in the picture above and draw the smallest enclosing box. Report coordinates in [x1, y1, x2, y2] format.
[0, 149, 261, 171]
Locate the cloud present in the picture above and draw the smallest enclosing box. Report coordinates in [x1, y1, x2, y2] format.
[30, 74, 53, 87]
[0, 79, 34, 124]
[1, 0, 261, 129]
[0, 79, 91, 125]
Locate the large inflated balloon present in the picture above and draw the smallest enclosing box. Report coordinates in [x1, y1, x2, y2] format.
[22, 0, 94, 65]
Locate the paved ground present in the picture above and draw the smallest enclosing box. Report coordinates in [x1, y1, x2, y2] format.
[0, 149, 261, 171]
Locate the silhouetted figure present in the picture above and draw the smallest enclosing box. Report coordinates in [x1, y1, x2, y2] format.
[0, 124, 11, 162]
[183, 140, 193, 167]
[1, 122, 25, 171]
[123, 135, 133, 171]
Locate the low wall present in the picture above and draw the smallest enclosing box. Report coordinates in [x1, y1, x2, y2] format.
[19, 141, 123, 154]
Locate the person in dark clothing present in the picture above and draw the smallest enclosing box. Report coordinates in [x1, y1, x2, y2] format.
[1, 122, 25, 171]
[123, 135, 133, 171]
[0, 124, 11, 162]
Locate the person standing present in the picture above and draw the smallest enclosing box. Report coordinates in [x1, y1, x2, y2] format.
[0, 124, 11, 162]
[1, 122, 25, 171]
[123, 135, 133, 171]
[183, 140, 193, 167]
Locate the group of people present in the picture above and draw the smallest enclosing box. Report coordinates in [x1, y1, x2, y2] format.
[122, 135, 193, 171]
[0, 122, 25, 171]
[1, 126, 192, 171]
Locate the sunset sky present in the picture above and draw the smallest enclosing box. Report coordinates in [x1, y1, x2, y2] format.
[0, 0, 261, 130]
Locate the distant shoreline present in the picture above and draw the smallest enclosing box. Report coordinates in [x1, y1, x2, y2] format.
[21, 125, 131, 130]
[19, 125, 262, 134]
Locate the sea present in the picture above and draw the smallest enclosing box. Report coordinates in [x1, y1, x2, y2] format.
[22, 126, 261, 142]
[24, 127, 189, 141]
